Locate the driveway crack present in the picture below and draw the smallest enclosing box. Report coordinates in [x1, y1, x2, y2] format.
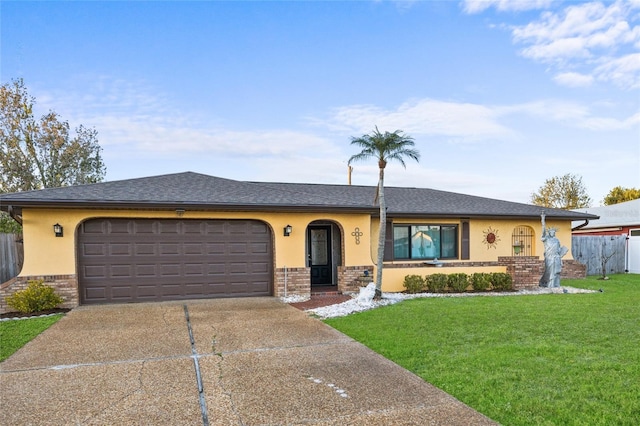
[183, 304, 210, 426]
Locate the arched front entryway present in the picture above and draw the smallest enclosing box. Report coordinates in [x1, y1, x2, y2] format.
[306, 220, 343, 290]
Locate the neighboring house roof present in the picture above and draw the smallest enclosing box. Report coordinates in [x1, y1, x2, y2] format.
[572, 198, 640, 230]
[0, 171, 597, 221]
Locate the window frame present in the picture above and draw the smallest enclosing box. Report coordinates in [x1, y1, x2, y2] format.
[391, 223, 459, 261]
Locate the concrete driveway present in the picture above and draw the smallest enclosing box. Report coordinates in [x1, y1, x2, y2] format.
[0, 298, 496, 425]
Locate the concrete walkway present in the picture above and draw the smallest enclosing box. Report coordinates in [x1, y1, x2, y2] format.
[0, 298, 497, 425]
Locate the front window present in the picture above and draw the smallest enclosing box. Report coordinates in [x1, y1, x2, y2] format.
[393, 224, 457, 260]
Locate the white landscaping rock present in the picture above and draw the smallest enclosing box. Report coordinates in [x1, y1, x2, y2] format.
[307, 285, 598, 319]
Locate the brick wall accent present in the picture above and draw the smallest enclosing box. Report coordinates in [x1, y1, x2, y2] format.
[498, 256, 541, 289]
[497, 257, 586, 289]
[561, 259, 587, 279]
[1, 274, 78, 314]
[274, 267, 310, 298]
[338, 265, 374, 293]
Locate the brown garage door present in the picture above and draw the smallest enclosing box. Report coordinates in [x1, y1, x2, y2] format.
[77, 219, 272, 304]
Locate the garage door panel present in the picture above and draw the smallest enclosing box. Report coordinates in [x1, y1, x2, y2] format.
[133, 221, 155, 234]
[78, 219, 272, 304]
[184, 263, 204, 276]
[82, 221, 106, 234]
[83, 265, 106, 278]
[159, 243, 180, 255]
[109, 221, 132, 234]
[83, 243, 106, 256]
[158, 221, 180, 234]
[110, 265, 133, 278]
[135, 264, 157, 277]
[110, 243, 132, 256]
[160, 264, 181, 276]
[208, 263, 226, 275]
[183, 222, 204, 234]
[135, 244, 157, 256]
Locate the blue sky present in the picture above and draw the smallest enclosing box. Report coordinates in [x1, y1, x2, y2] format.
[2, 0, 639, 205]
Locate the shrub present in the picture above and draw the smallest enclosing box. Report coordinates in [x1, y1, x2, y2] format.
[471, 273, 492, 292]
[491, 273, 514, 291]
[426, 273, 448, 293]
[5, 280, 64, 313]
[403, 275, 426, 294]
[448, 273, 470, 293]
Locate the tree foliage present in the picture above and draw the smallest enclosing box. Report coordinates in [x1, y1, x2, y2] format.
[348, 126, 420, 298]
[531, 173, 591, 209]
[1, 78, 106, 194]
[603, 186, 640, 206]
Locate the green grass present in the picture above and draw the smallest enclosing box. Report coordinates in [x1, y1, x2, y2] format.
[0, 314, 63, 362]
[325, 275, 640, 425]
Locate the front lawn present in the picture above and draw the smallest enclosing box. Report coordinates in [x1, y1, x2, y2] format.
[0, 314, 64, 362]
[325, 275, 640, 425]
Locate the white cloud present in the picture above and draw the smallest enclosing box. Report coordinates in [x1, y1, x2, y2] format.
[500, 99, 639, 130]
[553, 71, 594, 87]
[319, 99, 514, 142]
[594, 52, 640, 89]
[462, 0, 554, 14]
[509, 0, 640, 88]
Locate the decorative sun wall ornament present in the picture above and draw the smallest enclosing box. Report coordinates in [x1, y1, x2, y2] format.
[482, 226, 500, 249]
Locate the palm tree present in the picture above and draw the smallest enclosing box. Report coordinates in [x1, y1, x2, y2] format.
[348, 127, 420, 299]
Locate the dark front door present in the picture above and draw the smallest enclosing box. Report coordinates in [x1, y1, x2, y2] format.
[308, 226, 332, 286]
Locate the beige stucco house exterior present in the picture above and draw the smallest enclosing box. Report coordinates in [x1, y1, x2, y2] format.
[0, 172, 597, 312]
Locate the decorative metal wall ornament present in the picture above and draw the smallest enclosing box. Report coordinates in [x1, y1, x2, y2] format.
[351, 227, 363, 245]
[482, 226, 500, 249]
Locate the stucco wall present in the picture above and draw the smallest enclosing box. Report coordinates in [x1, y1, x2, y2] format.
[369, 217, 576, 292]
[10, 208, 579, 306]
[18, 208, 375, 278]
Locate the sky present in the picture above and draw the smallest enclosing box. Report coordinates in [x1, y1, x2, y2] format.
[1, 0, 639, 206]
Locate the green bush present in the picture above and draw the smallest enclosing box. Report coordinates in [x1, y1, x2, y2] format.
[426, 273, 448, 293]
[403, 275, 426, 294]
[5, 280, 64, 314]
[491, 273, 514, 291]
[448, 273, 470, 293]
[471, 273, 492, 292]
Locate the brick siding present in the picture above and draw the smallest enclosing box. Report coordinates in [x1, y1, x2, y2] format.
[498, 256, 541, 289]
[274, 267, 310, 298]
[337, 265, 374, 293]
[1, 274, 78, 314]
[561, 259, 587, 279]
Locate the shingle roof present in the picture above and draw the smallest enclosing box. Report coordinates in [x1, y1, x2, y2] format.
[0, 171, 597, 220]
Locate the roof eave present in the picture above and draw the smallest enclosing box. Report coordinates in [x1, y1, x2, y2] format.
[385, 212, 600, 221]
[0, 200, 377, 214]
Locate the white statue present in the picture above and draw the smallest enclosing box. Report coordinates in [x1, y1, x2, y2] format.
[539, 211, 569, 288]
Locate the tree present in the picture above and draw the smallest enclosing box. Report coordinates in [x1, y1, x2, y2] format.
[603, 186, 640, 205]
[348, 127, 420, 299]
[1, 78, 106, 193]
[531, 173, 591, 209]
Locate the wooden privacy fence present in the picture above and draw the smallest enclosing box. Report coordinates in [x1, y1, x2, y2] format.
[0, 233, 23, 283]
[572, 235, 627, 276]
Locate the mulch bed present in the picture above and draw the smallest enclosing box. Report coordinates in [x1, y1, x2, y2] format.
[290, 294, 352, 311]
[1, 308, 71, 320]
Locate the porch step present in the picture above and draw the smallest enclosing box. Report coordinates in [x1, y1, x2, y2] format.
[310, 290, 342, 296]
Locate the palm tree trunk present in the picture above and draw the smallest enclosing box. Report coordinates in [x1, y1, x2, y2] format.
[375, 167, 386, 300]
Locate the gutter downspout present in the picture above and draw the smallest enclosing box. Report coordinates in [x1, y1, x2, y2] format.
[571, 219, 589, 232]
[7, 206, 23, 225]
